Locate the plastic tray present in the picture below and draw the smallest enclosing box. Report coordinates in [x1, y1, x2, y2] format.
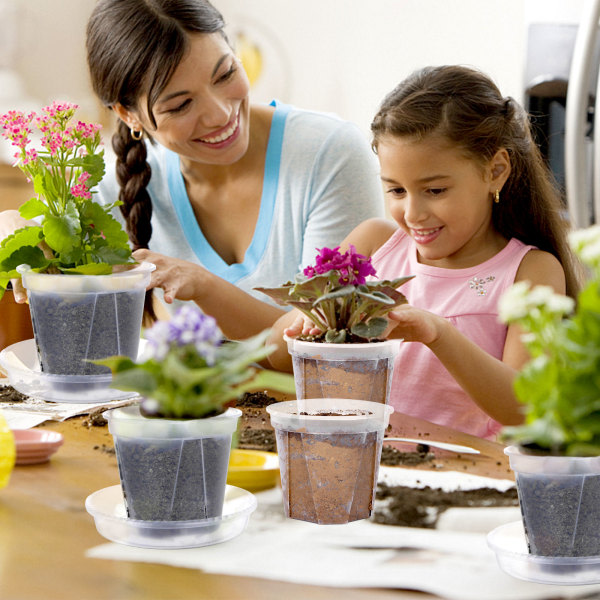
[0, 339, 143, 404]
[86, 484, 257, 549]
[487, 520, 600, 585]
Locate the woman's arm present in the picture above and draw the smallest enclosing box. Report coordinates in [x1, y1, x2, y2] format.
[387, 249, 566, 426]
[133, 248, 285, 340]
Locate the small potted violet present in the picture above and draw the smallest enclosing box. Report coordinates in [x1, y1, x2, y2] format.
[0, 102, 153, 381]
[498, 223, 600, 557]
[256, 245, 413, 404]
[96, 304, 295, 523]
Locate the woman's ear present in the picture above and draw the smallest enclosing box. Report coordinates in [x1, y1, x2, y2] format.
[489, 148, 511, 191]
[112, 103, 140, 131]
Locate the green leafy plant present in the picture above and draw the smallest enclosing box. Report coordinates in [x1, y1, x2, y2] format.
[499, 224, 600, 456]
[256, 245, 413, 343]
[96, 304, 296, 419]
[0, 101, 134, 298]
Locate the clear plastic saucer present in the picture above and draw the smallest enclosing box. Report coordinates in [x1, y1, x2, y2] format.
[487, 520, 600, 585]
[86, 484, 257, 549]
[0, 339, 142, 404]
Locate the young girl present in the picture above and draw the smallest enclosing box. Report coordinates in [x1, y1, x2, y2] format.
[268, 65, 582, 440]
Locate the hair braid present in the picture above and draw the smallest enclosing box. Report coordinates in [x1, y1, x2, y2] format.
[113, 120, 156, 322]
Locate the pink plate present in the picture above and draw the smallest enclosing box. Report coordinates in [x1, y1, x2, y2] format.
[12, 429, 64, 465]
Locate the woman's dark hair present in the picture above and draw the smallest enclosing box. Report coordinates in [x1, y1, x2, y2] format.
[371, 65, 582, 299]
[86, 0, 226, 320]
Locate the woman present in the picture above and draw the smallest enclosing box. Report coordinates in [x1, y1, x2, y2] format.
[89, 0, 383, 338]
[2, 0, 382, 339]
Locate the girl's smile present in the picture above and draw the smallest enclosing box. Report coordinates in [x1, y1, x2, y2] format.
[196, 112, 240, 147]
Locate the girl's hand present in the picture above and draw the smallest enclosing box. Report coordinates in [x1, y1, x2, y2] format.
[133, 249, 206, 304]
[385, 304, 444, 346]
[283, 313, 322, 338]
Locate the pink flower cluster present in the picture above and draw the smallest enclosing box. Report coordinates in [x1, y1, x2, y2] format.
[0, 101, 103, 201]
[303, 245, 377, 286]
[71, 171, 92, 200]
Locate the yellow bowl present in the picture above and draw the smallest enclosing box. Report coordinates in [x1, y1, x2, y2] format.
[227, 449, 280, 492]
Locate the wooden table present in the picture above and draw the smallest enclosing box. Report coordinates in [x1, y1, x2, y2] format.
[0, 413, 512, 600]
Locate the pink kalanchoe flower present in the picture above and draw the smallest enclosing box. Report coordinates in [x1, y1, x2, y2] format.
[346, 244, 377, 285]
[314, 246, 351, 275]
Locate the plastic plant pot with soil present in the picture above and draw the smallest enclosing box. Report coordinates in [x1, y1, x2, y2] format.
[18, 262, 154, 377]
[267, 398, 393, 524]
[505, 445, 600, 557]
[285, 336, 400, 404]
[106, 404, 242, 522]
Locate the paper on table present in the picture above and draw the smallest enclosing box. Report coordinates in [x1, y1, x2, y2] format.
[86, 487, 600, 600]
[0, 380, 138, 429]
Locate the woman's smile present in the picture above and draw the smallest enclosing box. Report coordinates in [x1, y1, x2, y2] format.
[196, 113, 240, 147]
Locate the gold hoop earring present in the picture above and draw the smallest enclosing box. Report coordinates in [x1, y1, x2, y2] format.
[130, 128, 143, 141]
[494, 189, 500, 204]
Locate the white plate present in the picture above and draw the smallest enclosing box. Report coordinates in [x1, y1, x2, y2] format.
[487, 520, 600, 585]
[86, 484, 257, 549]
[0, 339, 144, 404]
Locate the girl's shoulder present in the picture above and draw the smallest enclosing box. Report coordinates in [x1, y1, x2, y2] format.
[341, 218, 398, 257]
[515, 248, 566, 294]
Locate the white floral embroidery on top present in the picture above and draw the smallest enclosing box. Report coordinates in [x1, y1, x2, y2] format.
[469, 275, 495, 296]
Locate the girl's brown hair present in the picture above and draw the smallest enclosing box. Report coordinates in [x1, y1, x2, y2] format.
[371, 65, 582, 299]
[86, 0, 226, 319]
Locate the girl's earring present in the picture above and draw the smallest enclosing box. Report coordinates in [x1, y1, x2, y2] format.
[130, 128, 143, 141]
[494, 189, 500, 204]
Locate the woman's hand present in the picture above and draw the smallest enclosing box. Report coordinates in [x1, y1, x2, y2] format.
[0, 210, 36, 303]
[133, 249, 206, 304]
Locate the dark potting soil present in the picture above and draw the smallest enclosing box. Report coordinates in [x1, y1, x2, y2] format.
[380, 443, 435, 466]
[373, 481, 519, 529]
[0, 385, 28, 403]
[517, 473, 600, 556]
[114, 435, 230, 521]
[235, 391, 279, 408]
[29, 289, 144, 376]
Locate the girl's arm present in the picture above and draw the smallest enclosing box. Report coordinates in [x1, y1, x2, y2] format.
[387, 249, 566, 426]
[133, 249, 285, 340]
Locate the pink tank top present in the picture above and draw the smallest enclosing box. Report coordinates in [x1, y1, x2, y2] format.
[372, 229, 535, 439]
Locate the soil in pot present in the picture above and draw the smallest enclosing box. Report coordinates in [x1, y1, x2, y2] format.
[277, 427, 381, 524]
[114, 435, 230, 521]
[517, 473, 600, 556]
[29, 289, 143, 376]
[236, 391, 279, 452]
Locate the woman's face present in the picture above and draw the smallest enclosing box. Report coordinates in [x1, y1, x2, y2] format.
[377, 134, 506, 268]
[135, 33, 251, 166]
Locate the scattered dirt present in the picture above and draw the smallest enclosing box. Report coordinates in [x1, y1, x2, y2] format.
[373, 482, 519, 529]
[380, 444, 435, 466]
[235, 391, 280, 408]
[82, 407, 109, 428]
[93, 443, 116, 456]
[0, 385, 28, 403]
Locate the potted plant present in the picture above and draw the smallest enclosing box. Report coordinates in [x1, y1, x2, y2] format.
[498, 223, 600, 557]
[97, 304, 295, 522]
[267, 397, 393, 524]
[256, 245, 412, 404]
[0, 102, 153, 379]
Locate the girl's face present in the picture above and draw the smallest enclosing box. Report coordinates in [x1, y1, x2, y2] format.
[377, 134, 508, 269]
[132, 33, 251, 166]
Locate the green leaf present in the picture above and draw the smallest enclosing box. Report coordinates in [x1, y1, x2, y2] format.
[60, 262, 114, 275]
[19, 197, 49, 220]
[351, 317, 388, 339]
[43, 201, 81, 255]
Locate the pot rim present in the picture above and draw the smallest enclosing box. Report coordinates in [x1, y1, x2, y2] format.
[284, 335, 401, 360]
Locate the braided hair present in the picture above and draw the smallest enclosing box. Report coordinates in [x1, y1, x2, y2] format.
[371, 65, 582, 299]
[86, 0, 226, 320]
